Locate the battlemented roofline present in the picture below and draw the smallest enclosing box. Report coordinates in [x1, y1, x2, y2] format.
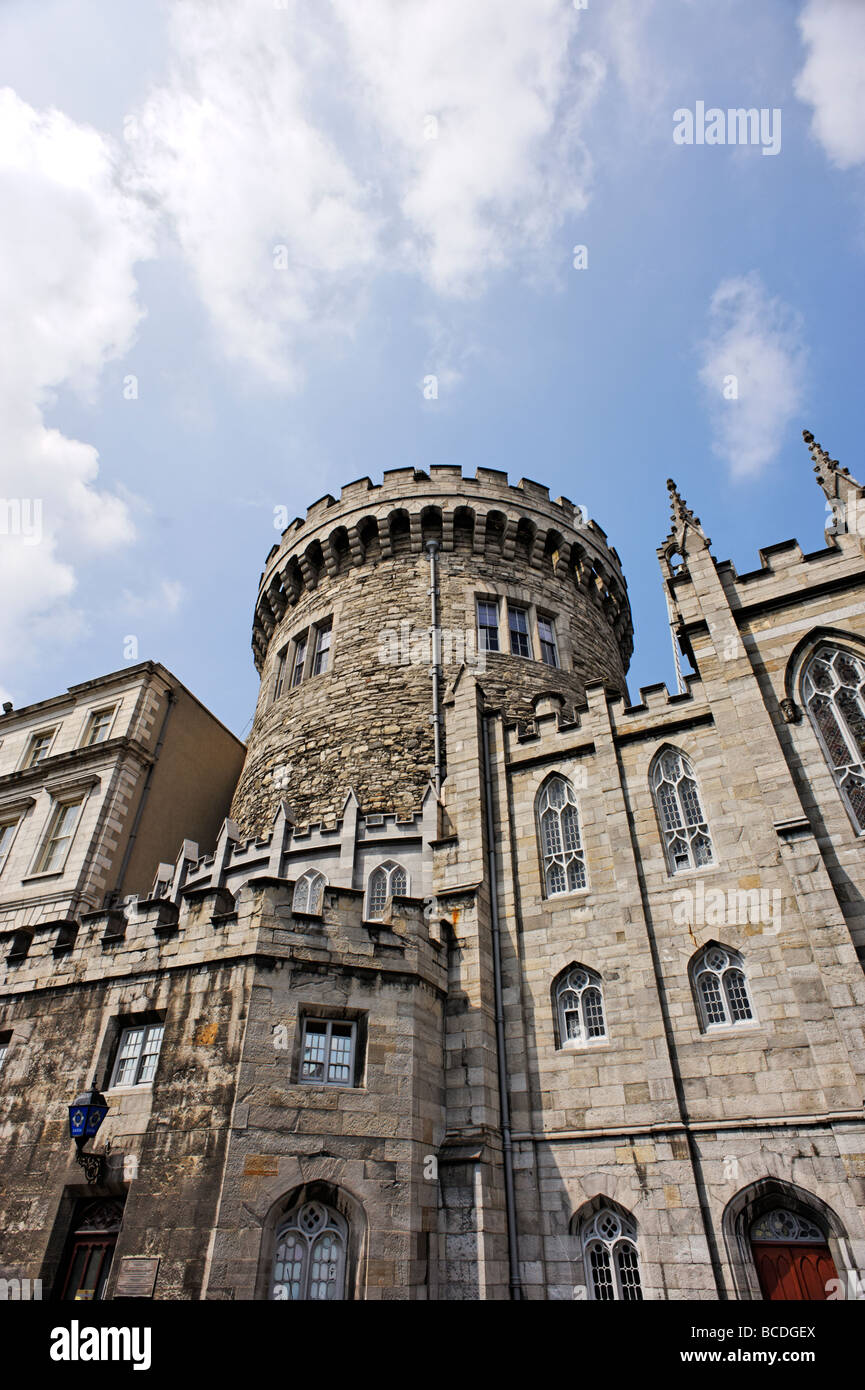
[251, 465, 633, 673]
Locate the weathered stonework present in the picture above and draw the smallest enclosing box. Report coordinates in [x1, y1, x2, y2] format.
[2, 436, 865, 1302]
[232, 467, 631, 835]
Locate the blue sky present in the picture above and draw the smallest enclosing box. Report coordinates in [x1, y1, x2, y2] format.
[0, 0, 863, 737]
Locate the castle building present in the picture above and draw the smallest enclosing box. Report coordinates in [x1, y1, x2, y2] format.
[1, 434, 864, 1302]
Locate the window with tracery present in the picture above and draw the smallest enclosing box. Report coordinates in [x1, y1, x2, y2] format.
[293, 869, 326, 914]
[581, 1207, 643, 1301]
[802, 644, 865, 832]
[537, 777, 586, 895]
[365, 860, 408, 919]
[271, 1201, 347, 1301]
[650, 747, 713, 872]
[555, 966, 606, 1046]
[692, 944, 754, 1030]
[750, 1209, 824, 1243]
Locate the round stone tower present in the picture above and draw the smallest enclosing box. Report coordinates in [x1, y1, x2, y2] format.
[231, 466, 633, 836]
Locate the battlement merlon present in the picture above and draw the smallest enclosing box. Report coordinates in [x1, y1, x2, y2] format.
[0, 878, 449, 999]
[658, 445, 865, 639]
[252, 467, 632, 672]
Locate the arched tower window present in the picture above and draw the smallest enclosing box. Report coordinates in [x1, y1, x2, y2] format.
[293, 869, 326, 914]
[650, 747, 714, 872]
[365, 861, 408, 920]
[801, 644, 865, 832]
[271, 1200, 347, 1301]
[580, 1205, 643, 1301]
[536, 776, 586, 895]
[691, 943, 754, 1030]
[554, 964, 606, 1046]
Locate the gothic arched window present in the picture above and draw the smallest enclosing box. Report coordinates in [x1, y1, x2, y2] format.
[365, 860, 408, 920]
[581, 1206, 643, 1301]
[536, 776, 586, 896]
[554, 965, 606, 1047]
[293, 869, 326, 915]
[650, 747, 713, 873]
[691, 943, 754, 1030]
[802, 644, 865, 832]
[271, 1201, 347, 1301]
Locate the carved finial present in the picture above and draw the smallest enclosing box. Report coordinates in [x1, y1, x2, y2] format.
[804, 428, 863, 537]
[664, 478, 709, 550]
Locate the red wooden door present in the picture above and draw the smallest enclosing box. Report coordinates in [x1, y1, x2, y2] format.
[752, 1241, 838, 1300]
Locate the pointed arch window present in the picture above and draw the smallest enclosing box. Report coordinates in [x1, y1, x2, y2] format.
[555, 965, 606, 1046]
[650, 747, 713, 872]
[537, 776, 586, 895]
[802, 644, 865, 832]
[365, 860, 408, 920]
[293, 869, 326, 915]
[692, 944, 754, 1030]
[271, 1201, 347, 1301]
[581, 1206, 643, 1301]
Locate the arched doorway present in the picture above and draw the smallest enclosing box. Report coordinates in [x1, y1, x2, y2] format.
[57, 1198, 125, 1301]
[750, 1207, 838, 1301]
[724, 1181, 849, 1301]
[270, 1198, 348, 1301]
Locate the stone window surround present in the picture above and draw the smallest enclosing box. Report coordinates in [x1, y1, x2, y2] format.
[290, 1005, 368, 1091]
[649, 744, 716, 877]
[270, 611, 335, 704]
[22, 775, 99, 882]
[78, 702, 119, 749]
[472, 589, 567, 670]
[99, 1007, 166, 1093]
[534, 773, 590, 900]
[689, 941, 759, 1036]
[17, 723, 61, 772]
[0, 796, 34, 878]
[552, 962, 608, 1050]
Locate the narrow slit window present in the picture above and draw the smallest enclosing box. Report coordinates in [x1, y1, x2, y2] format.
[538, 616, 559, 667]
[291, 633, 308, 688]
[273, 648, 288, 700]
[311, 622, 332, 676]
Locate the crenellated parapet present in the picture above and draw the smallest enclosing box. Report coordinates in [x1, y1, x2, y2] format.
[252, 467, 633, 673]
[0, 852, 446, 1000]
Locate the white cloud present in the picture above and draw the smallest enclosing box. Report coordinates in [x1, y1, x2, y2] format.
[698, 273, 807, 478]
[124, 0, 603, 383]
[795, 0, 865, 170]
[121, 578, 184, 616]
[0, 88, 153, 677]
[332, 0, 601, 295]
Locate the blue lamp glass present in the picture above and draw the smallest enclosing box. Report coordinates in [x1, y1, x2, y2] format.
[67, 1080, 108, 1153]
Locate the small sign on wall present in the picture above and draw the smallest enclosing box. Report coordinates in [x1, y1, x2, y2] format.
[113, 1256, 160, 1299]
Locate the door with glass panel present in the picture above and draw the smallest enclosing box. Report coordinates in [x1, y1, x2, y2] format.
[270, 1201, 348, 1300]
[57, 1199, 124, 1301]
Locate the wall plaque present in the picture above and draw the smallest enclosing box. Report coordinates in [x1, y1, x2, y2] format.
[113, 1256, 159, 1299]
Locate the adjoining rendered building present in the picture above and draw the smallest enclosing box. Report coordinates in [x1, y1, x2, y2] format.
[1, 433, 864, 1302]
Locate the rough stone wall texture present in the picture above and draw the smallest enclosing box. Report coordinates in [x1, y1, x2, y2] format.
[3, 460, 865, 1302]
[232, 470, 631, 836]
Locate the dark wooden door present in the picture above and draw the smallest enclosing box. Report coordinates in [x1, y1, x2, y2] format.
[752, 1241, 838, 1300]
[60, 1234, 117, 1301]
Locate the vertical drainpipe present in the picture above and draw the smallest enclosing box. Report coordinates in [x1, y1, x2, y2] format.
[427, 540, 444, 794]
[482, 714, 523, 1300]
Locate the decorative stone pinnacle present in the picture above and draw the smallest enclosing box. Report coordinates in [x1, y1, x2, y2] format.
[665, 478, 708, 544]
[803, 428, 850, 481]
